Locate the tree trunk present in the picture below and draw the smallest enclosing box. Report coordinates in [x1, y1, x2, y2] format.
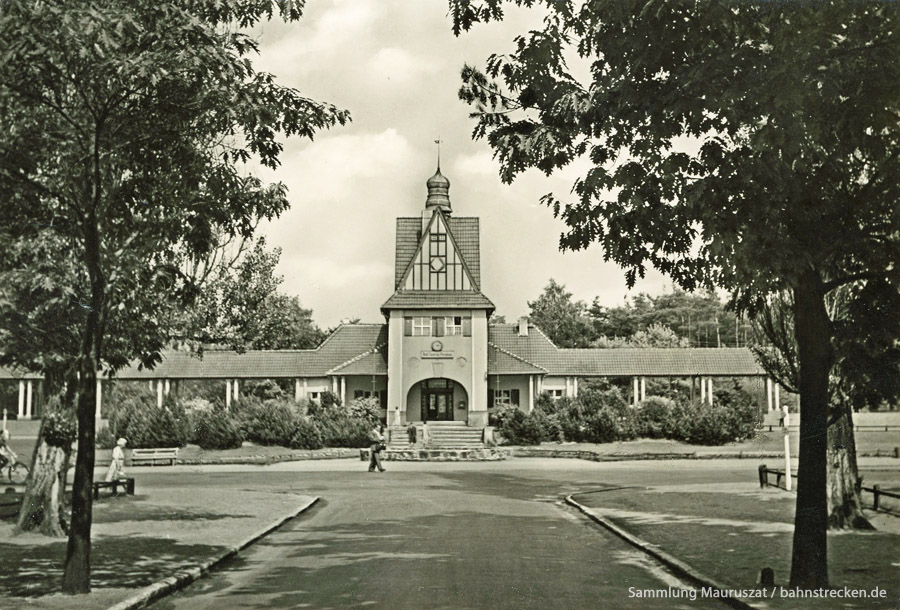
[15, 437, 67, 536]
[789, 272, 832, 589]
[61, 380, 96, 594]
[826, 401, 872, 529]
[62, 197, 105, 593]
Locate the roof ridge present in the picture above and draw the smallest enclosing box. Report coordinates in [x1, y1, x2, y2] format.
[488, 342, 547, 373]
[530, 324, 561, 349]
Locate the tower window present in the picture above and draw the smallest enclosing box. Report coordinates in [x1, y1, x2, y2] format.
[412, 316, 431, 336]
[445, 316, 463, 335]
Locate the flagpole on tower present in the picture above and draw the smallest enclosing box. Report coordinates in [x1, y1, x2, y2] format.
[434, 138, 442, 170]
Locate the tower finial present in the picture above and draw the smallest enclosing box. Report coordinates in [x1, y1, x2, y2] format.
[434, 137, 443, 171]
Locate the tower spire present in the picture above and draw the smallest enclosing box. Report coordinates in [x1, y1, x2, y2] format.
[425, 139, 451, 213]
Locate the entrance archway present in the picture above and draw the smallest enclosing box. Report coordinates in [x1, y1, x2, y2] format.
[406, 378, 468, 423]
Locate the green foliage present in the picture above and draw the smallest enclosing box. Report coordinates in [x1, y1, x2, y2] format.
[498, 384, 754, 446]
[242, 379, 286, 401]
[234, 397, 299, 447]
[635, 397, 680, 440]
[493, 405, 547, 445]
[40, 398, 77, 448]
[95, 426, 116, 450]
[289, 418, 325, 450]
[527, 279, 594, 347]
[191, 408, 243, 450]
[109, 396, 191, 449]
[188, 239, 327, 351]
[312, 416, 371, 448]
[347, 397, 382, 423]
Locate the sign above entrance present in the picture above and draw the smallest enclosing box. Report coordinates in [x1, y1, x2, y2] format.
[421, 350, 453, 359]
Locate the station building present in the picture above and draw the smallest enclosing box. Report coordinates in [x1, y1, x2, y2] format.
[1, 167, 773, 425]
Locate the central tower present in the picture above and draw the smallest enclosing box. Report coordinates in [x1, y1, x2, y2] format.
[382, 167, 493, 427]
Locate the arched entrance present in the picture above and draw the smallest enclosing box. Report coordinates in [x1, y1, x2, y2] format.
[406, 378, 468, 423]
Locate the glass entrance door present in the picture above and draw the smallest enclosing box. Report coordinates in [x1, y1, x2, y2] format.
[424, 389, 453, 421]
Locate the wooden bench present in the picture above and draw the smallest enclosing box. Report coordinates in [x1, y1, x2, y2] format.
[130, 448, 178, 466]
[92, 478, 135, 499]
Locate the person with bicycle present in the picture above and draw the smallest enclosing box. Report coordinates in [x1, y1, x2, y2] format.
[0, 429, 15, 468]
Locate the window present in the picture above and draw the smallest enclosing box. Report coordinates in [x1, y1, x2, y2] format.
[489, 389, 520, 407]
[412, 316, 431, 336]
[547, 389, 564, 399]
[309, 392, 320, 402]
[445, 316, 463, 335]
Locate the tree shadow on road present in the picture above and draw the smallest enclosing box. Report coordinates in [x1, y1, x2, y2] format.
[0, 536, 231, 598]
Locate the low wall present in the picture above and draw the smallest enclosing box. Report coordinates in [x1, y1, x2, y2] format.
[360, 448, 510, 462]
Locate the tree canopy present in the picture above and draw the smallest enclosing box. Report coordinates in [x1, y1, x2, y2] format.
[450, 0, 900, 588]
[0, 0, 348, 592]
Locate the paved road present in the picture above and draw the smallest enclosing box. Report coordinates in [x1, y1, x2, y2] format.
[151, 459, 736, 610]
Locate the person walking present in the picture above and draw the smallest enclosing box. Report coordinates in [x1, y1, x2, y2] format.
[368, 424, 386, 472]
[105, 438, 127, 482]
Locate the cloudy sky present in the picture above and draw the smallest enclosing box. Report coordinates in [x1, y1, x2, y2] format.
[250, 0, 670, 328]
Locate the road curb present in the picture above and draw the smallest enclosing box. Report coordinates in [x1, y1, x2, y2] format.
[105, 496, 319, 610]
[565, 494, 758, 610]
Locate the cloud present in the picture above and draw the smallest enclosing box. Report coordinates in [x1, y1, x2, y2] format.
[365, 47, 441, 89]
[453, 150, 497, 177]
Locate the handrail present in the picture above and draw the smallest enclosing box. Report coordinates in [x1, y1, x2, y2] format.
[758, 464, 900, 512]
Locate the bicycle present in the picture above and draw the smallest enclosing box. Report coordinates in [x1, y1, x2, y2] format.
[0, 451, 28, 484]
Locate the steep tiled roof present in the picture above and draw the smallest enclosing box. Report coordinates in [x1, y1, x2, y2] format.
[488, 324, 765, 377]
[381, 290, 495, 312]
[114, 324, 387, 379]
[394, 216, 481, 289]
[328, 344, 388, 375]
[487, 344, 546, 374]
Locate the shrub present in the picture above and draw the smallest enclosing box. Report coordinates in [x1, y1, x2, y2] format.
[109, 395, 191, 448]
[243, 379, 285, 401]
[347, 397, 382, 423]
[314, 415, 371, 448]
[237, 397, 300, 446]
[495, 407, 547, 445]
[192, 408, 243, 450]
[289, 417, 324, 450]
[635, 396, 680, 439]
[96, 425, 116, 450]
[677, 397, 757, 446]
[581, 407, 624, 443]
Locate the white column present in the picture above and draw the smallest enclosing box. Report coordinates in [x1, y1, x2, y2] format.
[17, 381, 25, 418]
[707, 378, 714, 404]
[573, 377, 579, 398]
[700, 377, 706, 403]
[331, 376, 338, 395]
[157, 380, 164, 408]
[528, 375, 534, 413]
[226, 379, 232, 408]
[164, 379, 171, 395]
[95, 379, 103, 418]
[233, 379, 240, 401]
[25, 381, 33, 419]
[633, 377, 639, 406]
[766, 377, 773, 412]
[340, 376, 346, 406]
[774, 383, 780, 411]
[640, 377, 646, 401]
[295, 379, 302, 402]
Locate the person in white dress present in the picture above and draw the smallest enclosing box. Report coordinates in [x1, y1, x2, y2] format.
[105, 438, 127, 481]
